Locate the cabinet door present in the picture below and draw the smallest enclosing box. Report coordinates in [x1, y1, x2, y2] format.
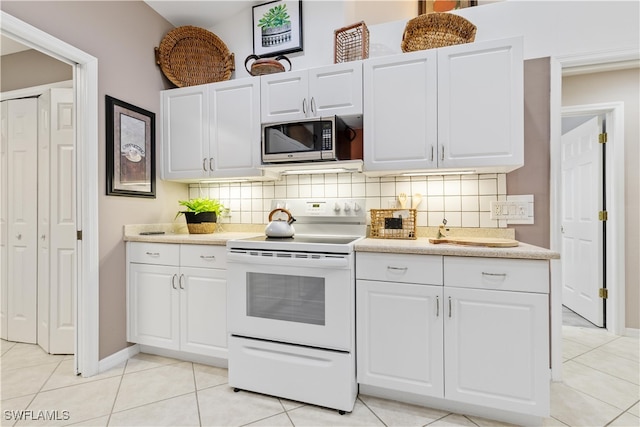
[444, 287, 549, 416]
[261, 70, 308, 122]
[438, 37, 524, 171]
[357, 280, 444, 397]
[210, 78, 261, 177]
[180, 267, 227, 358]
[161, 86, 209, 180]
[128, 263, 180, 350]
[308, 62, 363, 118]
[364, 50, 438, 172]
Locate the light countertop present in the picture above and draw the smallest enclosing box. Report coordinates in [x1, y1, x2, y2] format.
[355, 237, 560, 260]
[123, 224, 559, 260]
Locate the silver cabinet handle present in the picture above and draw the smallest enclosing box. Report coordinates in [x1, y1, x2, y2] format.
[430, 145, 434, 162]
[171, 274, 177, 290]
[41, 234, 46, 241]
[448, 296, 452, 318]
[200, 255, 216, 260]
[202, 158, 208, 172]
[482, 272, 507, 277]
[387, 266, 408, 272]
[145, 252, 160, 257]
[441, 145, 445, 161]
[209, 157, 214, 171]
[302, 98, 307, 115]
[179, 274, 185, 290]
[310, 97, 316, 115]
[16, 234, 22, 240]
[436, 296, 440, 317]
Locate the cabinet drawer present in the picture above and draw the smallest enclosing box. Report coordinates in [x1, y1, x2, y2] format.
[356, 253, 442, 285]
[128, 242, 179, 266]
[180, 244, 227, 269]
[444, 256, 548, 293]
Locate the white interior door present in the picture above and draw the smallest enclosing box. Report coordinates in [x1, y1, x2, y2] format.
[561, 116, 604, 326]
[1, 101, 8, 340]
[6, 98, 38, 343]
[45, 88, 76, 354]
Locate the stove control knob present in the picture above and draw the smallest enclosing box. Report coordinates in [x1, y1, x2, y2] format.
[334, 203, 341, 212]
[344, 203, 351, 212]
[353, 202, 361, 212]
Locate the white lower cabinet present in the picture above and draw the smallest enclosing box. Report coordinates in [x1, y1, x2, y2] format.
[356, 253, 550, 418]
[127, 242, 227, 359]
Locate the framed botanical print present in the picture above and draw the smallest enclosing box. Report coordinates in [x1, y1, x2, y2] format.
[105, 95, 155, 198]
[252, 0, 303, 57]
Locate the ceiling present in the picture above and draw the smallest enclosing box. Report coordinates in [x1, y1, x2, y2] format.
[144, 1, 262, 28]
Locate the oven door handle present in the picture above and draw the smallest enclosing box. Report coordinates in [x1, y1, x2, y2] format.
[227, 251, 350, 268]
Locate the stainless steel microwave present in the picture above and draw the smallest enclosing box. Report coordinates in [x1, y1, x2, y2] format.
[261, 116, 359, 163]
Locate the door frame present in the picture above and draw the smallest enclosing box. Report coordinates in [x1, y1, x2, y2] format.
[553, 102, 625, 336]
[1, 11, 100, 377]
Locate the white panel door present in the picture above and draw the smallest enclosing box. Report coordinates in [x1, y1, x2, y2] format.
[308, 62, 363, 118]
[561, 117, 603, 326]
[260, 69, 308, 122]
[161, 86, 209, 180]
[0, 101, 8, 340]
[357, 279, 444, 397]
[438, 37, 523, 171]
[210, 78, 261, 177]
[444, 287, 549, 416]
[48, 88, 76, 354]
[180, 267, 227, 358]
[7, 98, 38, 344]
[364, 50, 438, 172]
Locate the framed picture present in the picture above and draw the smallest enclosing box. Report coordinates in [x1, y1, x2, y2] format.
[252, 0, 303, 57]
[106, 95, 155, 198]
[418, 0, 477, 14]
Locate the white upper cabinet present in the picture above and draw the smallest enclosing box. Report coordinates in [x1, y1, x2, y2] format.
[438, 37, 524, 170]
[162, 85, 209, 180]
[364, 37, 523, 175]
[161, 77, 265, 182]
[363, 49, 438, 172]
[261, 61, 363, 123]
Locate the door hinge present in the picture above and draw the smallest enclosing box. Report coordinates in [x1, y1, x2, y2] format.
[598, 210, 608, 221]
[599, 288, 608, 299]
[77, 230, 83, 240]
[599, 133, 608, 144]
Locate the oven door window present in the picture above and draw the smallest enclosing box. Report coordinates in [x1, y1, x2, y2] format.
[246, 272, 325, 326]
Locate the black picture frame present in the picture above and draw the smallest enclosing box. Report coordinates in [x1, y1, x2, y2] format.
[106, 95, 156, 198]
[252, 0, 303, 57]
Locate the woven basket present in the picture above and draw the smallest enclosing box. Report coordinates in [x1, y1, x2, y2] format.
[155, 26, 235, 87]
[401, 13, 476, 52]
[370, 209, 417, 240]
[334, 21, 370, 63]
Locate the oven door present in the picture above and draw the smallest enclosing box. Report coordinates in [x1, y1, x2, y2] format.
[227, 249, 353, 351]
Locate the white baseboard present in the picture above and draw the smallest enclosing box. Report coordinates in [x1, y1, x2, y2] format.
[624, 328, 639, 338]
[97, 344, 140, 374]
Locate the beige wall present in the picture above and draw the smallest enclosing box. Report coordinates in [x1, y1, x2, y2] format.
[1, 49, 72, 92]
[507, 58, 551, 249]
[563, 68, 640, 330]
[1, 1, 188, 358]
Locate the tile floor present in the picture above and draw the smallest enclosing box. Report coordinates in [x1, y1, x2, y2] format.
[1, 325, 638, 427]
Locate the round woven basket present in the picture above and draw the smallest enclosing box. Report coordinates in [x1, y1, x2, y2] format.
[401, 13, 476, 52]
[156, 26, 235, 87]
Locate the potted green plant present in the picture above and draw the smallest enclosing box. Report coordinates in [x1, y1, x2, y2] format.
[258, 3, 292, 47]
[175, 197, 224, 234]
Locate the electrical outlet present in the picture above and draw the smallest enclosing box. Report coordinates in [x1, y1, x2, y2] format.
[490, 196, 534, 224]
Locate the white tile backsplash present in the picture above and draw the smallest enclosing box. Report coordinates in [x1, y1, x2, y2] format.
[192, 173, 509, 228]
